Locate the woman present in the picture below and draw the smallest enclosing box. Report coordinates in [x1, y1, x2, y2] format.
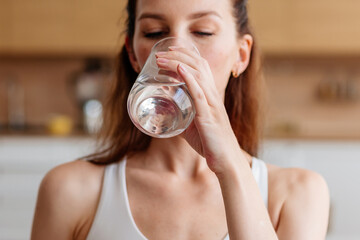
[31, 0, 330, 239]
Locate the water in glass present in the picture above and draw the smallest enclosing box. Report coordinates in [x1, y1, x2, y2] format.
[128, 77, 194, 138]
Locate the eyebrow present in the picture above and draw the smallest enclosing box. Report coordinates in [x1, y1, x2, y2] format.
[189, 11, 222, 20]
[137, 11, 222, 21]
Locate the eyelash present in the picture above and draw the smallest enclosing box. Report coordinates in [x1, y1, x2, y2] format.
[144, 31, 167, 39]
[194, 31, 214, 37]
[143, 31, 214, 39]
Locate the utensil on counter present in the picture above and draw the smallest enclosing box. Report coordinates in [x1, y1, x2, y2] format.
[6, 75, 25, 131]
[67, 58, 108, 134]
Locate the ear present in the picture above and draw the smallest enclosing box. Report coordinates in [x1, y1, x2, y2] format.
[232, 34, 253, 77]
[125, 36, 141, 73]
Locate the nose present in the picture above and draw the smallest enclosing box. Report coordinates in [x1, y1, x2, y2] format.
[161, 36, 197, 53]
[166, 28, 193, 47]
[169, 36, 200, 55]
[169, 37, 185, 48]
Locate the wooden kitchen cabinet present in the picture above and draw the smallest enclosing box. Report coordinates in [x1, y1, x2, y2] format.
[1, 0, 359, 56]
[248, 0, 360, 55]
[0, 0, 126, 56]
[0, 1, 10, 50]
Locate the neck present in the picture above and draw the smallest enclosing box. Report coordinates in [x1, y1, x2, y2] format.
[129, 136, 253, 179]
[131, 136, 208, 179]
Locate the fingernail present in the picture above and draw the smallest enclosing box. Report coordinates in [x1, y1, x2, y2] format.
[156, 58, 169, 64]
[169, 46, 181, 51]
[178, 64, 187, 73]
[155, 51, 167, 57]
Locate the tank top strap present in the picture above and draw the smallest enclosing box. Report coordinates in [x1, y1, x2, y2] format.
[87, 157, 144, 240]
[251, 157, 268, 208]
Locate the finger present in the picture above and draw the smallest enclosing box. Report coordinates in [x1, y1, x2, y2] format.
[168, 46, 200, 62]
[159, 48, 220, 104]
[169, 46, 214, 79]
[177, 63, 211, 118]
[156, 48, 199, 71]
[156, 57, 197, 80]
[156, 57, 219, 107]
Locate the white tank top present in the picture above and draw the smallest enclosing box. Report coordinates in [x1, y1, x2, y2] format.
[87, 157, 268, 240]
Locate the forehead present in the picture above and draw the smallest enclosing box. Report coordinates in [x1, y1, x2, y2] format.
[136, 0, 233, 20]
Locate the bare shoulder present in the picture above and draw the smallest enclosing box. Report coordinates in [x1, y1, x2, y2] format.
[31, 160, 105, 240]
[267, 163, 329, 196]
[41, 159, 105, 196]
[266, 163, 330, 239]
[38, 160, 105, 211]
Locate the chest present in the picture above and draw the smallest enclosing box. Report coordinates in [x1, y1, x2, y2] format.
[127, 172, 229, 240]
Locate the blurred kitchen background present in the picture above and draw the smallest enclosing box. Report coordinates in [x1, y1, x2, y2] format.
[1, 0, 360, 239]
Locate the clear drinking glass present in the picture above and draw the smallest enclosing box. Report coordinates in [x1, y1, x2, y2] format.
[127, 37, 199, 138]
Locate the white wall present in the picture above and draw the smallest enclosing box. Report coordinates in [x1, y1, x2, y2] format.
[1, 137, 359, 240]
[0, 137, 94, 240]
[259, 140, 360, 240]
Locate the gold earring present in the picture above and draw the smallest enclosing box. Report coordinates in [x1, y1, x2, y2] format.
[232, 70, 239, 78]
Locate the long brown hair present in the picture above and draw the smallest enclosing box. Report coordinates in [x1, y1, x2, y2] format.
[88, 0, 263, 164]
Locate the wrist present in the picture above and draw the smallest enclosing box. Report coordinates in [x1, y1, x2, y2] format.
[214, 150, 250, 182]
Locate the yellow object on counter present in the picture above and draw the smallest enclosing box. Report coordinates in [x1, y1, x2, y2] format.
[47, 115, 73, 136]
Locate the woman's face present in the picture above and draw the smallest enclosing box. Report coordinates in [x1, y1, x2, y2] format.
[129, 0, 251, 96]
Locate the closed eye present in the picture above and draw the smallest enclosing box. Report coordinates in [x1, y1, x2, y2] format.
[193, 31, 214, 37]
[144, 31, 167, 39]
[143, 31, 213, 39]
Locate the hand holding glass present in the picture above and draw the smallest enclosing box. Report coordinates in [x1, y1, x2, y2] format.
[127, 37, 199, 138]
